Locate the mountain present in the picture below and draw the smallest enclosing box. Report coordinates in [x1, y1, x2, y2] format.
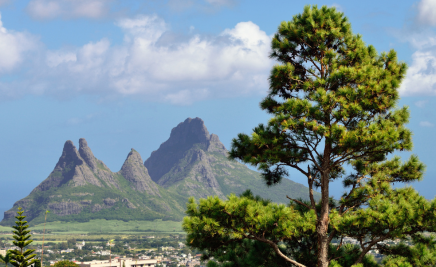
[1, 139, 185, 225]
[144, 118, 315, 203]
[1, 118, 319, 226]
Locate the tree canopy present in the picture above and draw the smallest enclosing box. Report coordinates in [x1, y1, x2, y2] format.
[53, 260, 79, 267]
[183, 5, 436, 267]
[9, 207, 37, 267]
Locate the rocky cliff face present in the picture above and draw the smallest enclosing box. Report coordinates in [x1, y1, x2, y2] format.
[32, 140, 102, 191]
[2, 139, 185, 224]
[78, 138, 120, 189]
[144, 117, 316, 202]
[118, 149, 160, 196]
[144, 117, 214, 183]
[1, 118, 318, 225]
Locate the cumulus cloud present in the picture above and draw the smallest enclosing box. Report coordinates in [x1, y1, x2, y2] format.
[399, 49, 436, 96]
[26, 0, 112, 20]
[419, 121, 434, 127]
[0, 14, 37, 72]
[1, 14, 272, 104]
[397, 3, 436, 97]
[416, 0, 436, 26]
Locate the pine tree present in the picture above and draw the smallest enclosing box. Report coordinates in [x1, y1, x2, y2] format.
[0, 251, 13, 267]
[183, 5, 436, 267]
[9, 207, 37, 267]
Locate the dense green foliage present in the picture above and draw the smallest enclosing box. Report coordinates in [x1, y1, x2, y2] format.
[53, 260, 78, 267]
[183, 5, 436, 267]
[9, 208, 37, 267]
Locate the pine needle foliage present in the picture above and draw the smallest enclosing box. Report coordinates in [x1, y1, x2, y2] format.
[183, 5, 436, 267]
[9, 207, 37, 267]
[0, 251, 13, 267]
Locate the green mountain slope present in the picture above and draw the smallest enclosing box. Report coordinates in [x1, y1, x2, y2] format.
[1, 118, 319, 226]
[145, 118, 319, 204]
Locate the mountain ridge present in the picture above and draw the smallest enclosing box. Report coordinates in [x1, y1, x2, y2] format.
[1, 117, 319, 225]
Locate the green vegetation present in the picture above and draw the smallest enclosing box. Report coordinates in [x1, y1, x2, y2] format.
[9, 207, 37, 267]
[29, 219, 183, 234]
[183, 5, 436, 267]
[53, 260, 78, 267]
[0, 226, 13, 233]
[0, 251, 12, 267]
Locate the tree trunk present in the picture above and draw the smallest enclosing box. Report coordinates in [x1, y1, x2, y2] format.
[317, 143, 331, 267]
[317, 172, 330, 267]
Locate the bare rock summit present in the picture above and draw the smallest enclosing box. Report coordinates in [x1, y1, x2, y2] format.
[118, 149, 160, 196]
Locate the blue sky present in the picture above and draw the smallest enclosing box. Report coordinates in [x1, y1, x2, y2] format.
[1, 0, 436, 219]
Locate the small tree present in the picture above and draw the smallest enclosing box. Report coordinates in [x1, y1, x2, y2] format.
[9, 207, 37, 267]
[53, 260, 78, 267]
[0, 251, 13, 267]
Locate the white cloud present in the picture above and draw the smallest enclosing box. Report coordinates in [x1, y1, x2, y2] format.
[26, 0, 112, 20]
[399, 50, 436, 96]
[0, 14, 37, 72]
[415, 100, 428, 108]
[0, 14, 272, 104]
[419, 121, 434, 127]
[417, 0, 436, 26]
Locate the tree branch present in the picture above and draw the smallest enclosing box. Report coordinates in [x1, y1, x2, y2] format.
[287, 195, 312, 210]
[251, 236, 307, 267]
[308, 166, 318, 213]
[354, 235, 389, 264]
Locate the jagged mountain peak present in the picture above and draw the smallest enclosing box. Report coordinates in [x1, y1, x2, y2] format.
[119, 148, 160, 195]
[32, 139, 103, 192]
[123, 148, 144, 166]
[78, 138, 97, 171]
[167, 117, 210, 147]
[57, 140, 83, 168]
[144, 117, 227, 183]
[1, 120, 318, 226]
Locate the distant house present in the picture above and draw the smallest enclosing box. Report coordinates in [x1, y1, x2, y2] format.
[61, 249, 75, 254]
[95, 250, 111, 255]
[76, 240, 86, 250]
[78, 258, 157, 267]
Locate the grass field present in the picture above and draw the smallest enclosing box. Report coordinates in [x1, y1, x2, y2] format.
[27, 219, 184, 234]
[0, 225, 13, 232]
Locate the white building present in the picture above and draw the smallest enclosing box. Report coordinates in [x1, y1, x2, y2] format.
[78, 258, 157, 267]
[95, 250, 111, 256]
[76, 240, 86, 250]
[0, 250, 6, 257]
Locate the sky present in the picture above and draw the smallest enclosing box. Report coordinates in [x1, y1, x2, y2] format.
[1, 0, 436, 219]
